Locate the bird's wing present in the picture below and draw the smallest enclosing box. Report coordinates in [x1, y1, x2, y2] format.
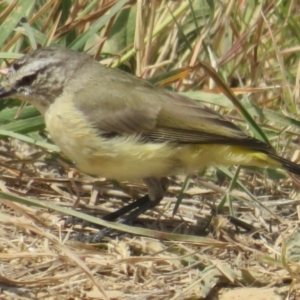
[73, 65, 273, 152]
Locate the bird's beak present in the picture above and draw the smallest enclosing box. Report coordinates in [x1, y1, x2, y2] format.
[0, 67, 9, 76]
[0, 67, 16, 98]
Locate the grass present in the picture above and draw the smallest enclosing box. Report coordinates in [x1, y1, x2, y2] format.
[0, 1, 300, 299]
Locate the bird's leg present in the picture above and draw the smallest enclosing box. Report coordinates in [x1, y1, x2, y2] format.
[102, 177, 169, 223]
[83, 177, 169, 242]
[101, 194, 150, 221]
[113, 177, 170, 224]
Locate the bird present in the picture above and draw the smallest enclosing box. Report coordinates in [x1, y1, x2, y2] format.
[0, 47, 299, 227]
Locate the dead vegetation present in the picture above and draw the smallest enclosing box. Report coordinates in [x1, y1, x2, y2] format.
[0, 1, 300, 299]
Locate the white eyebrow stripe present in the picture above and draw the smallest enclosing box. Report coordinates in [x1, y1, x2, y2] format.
[27, 58, 60, 73]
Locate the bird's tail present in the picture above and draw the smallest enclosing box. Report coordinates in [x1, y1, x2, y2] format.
[268, 153, 300, 176]
[226, 146, 300, 176]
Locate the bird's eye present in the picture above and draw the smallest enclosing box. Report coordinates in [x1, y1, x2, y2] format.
[20, 74, 37, 86]
[12, 63, 21, 71]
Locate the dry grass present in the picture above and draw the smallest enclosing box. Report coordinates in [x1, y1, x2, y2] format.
[0, 1, 300, 299]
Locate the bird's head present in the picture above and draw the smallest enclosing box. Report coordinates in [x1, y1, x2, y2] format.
[0, 47, 91, 114]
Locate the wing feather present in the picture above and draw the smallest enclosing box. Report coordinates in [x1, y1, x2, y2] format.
[72, 63, 274, 153]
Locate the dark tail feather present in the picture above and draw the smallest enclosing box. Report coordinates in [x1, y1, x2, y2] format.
[269, 153, 300, 176]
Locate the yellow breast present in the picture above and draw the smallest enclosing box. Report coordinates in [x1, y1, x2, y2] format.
[44, 94, 178, 180]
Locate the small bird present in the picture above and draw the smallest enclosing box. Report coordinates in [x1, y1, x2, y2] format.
[0, 47, 299, 225]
